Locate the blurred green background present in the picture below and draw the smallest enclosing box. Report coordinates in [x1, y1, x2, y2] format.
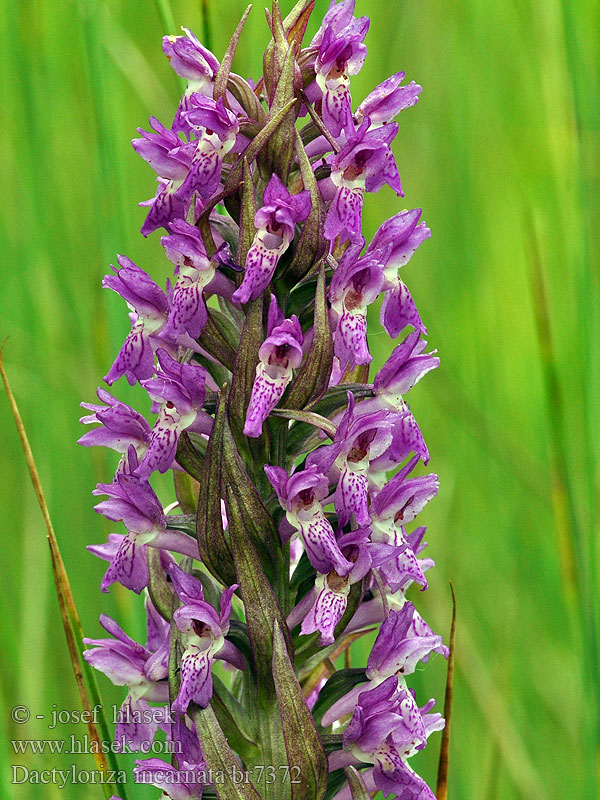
[1, 0, 598, 798]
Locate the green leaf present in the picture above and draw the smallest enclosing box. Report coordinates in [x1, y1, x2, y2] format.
[209, 307, 243, 352]
[174, 470, 201, 515]
[226, 620, 255, 669]
[211, 674, 261, 761]
[321, 734, 344, 754]
[222, 412, 282, 577]
[324, 769, 348, 800]
[310, 669, 367, 728]
[285, 423, 326, 460]
[290, 551, 316, 593]
[175, 431, 205, 482]
[196, 391, 237, 587]
[262, 43, 297, 183]
[190, 705, 263, 800]
[168, 617, 183, 705]
[228, 295, 262, 434]
[214, 5, 252, 104]
[344, 767, 371, 800]
[198, 307, 238, 372]
[147, 547, 174, 622]
[306, 383, 373, 414]
[282, 132, 326, 284]
[166, 514, 196, 534]
[237, 157, 257, 265]
[262, 2, 286, 106]
[211, 214, 241, 258]
[228, 73, 267, 125]
[284, 263, 333, 408]
[225, 483, 292, 689]
[272, 621, 328, 800]
[224, 98, 297, 196]
[287, 271, 321, 319]
[271, 407, 337, 439]
[282, 0, 315, 49]
[194, 352, 232, 389]
[227, 294, 271, 467]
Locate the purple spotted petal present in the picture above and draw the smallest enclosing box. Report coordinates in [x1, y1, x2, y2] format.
[324, 185, 364, 245]
[134, 758, 204, 799]
[172, 645, 214, 712]
[97, 532, 150, 594]
[356, 71, 422, 126]
[115, 694, 160, 752]
[381, 281, 426, 338]
[79, 388, 151, 453]
[164, 271, 209, 339]
[300, 574, 350, 645]
[374, 760, 436, 800]
[367, 604, 446, 679]
[335, 467, 370, 526]
[373, 330, 439, 400]
[297, 511, 354, 576]
[104, 320, 156, 386]
[162, 28, 219, 83]
[140, 180, 190, 237]
[82, 639, 146, 686]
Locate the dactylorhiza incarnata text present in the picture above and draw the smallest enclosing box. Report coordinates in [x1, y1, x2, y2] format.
[80, 2, 448, 798]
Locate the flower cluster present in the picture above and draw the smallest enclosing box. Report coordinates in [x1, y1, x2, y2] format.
[81, 3, 445, 799]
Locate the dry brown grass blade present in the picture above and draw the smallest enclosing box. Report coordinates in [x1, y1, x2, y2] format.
[436, 581, 456, 800]
[0, 341, 114, 794]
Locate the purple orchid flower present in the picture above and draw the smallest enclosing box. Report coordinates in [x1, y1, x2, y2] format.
[307, 394, 393, 527]
[322, 601, 447, 725]
[174, 96, 239, 206]
[160, 219, 217, 339]
[137, 349, 210, 479]
[231, 175, 311, 304]
[134, 759, 206, 799]
[324, 119, 403, 245]
[265, 464, 353, 576]
[132, 118, 194, 236]
[366, 603, 447, 679]
[310, 0, 369, 137]
[81, 7, 445, 798]
[345, 527, 440, 634]
[288, 529, 398, 645]
[78, 387, 151, 456]
[329, 246, 385, 368]
[370, 455, 439, 528]
[367, 406, 430, 478]
[355, 330, 439, 420]
[90, 446, 199, 593]
[162, 27, 220, 134]
[366, 456, 438, 593]
[331, 676, 439, 800]
[102, 256, 169, 386]
[331, 690, 444, 800]
[83, 605, 170, 751]
[169, 564, 243, 713]
[244, 298, 304, 437]
[355, 71, 422, 128]
[160, 715, 204, 770]
[297, 570, 352, 646]
[366, 209, 432, 337]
